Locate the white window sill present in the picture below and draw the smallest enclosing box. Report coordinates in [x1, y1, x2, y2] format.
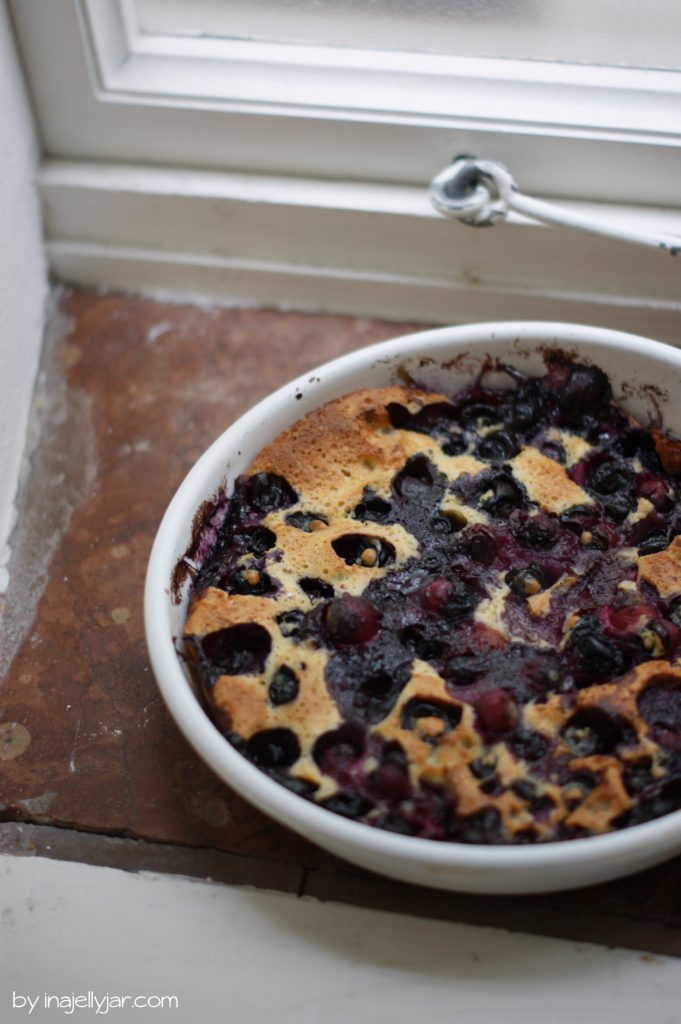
[39, 160, 681, 341]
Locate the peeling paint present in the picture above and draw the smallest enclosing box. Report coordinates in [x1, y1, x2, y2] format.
[17, 791, 57, 815]
[145, 321, 172, 346]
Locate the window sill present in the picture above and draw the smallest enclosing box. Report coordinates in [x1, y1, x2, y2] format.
[39, 160, 681, 340]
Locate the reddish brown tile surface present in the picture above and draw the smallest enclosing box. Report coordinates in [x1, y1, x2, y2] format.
[2, 289, 681, 955]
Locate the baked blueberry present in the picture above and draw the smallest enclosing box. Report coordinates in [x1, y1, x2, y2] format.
[194, 623, 271, 678]
[269, 666, 299, 706]
[476, 430, 518, 464]
[276, 609, 306, 638]
[246, 728, 300, 769]
[299, 577, 334, 601]
[353, 494, 393, 523]
[332, 534, 395, 568]
[421, 577, 478, 621]
[561, 708, 628, 757]
[392, 455, 438, 500]
[324, 595, 379, 645]
[569, 615, 626, 683]
[285, 511, 328, 532]
[479, 472, 525, 516]
[245, 472, 297, 513]
[401, 698, 462, 735]
[558, 363, 611, 427]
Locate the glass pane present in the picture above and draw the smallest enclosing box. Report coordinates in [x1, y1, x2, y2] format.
[137, 0, 681, 72]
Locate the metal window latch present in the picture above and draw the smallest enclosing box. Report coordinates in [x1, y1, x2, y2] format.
[430, 156, 680, 257]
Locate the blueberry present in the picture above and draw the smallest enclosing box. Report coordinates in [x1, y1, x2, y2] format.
[639, 478, 671, 511]
[460, 527, 498, 565]
[470, 755, 497, 780]
[324, 596, 379, 644]
[369, 748, 411, 802]
[637, 675, 681, 747]
[237, 526, 276, 556]
[561, 708, 626, 757]
[298, 577, 334, 601]
[353, 494, 393, 523]
[638, 531, 670, 556]
[479, 473, 525, 516]
[246, 728, 300, 769]
[480, 775, 503, 796]
[476, 430, 518, 464]
[382, 744, 408, 769]
[538, 440, 566, 464]
[386, 402, 410, 429]
[331, 534, 395, 567]
[429, 514, 457, 535]
[669, 599, 681, 630]
[646, 618, 681, 658]
[268, 666, 299, 706]
[320, 792, 373, 821]
[441, 431, 467, 456]
[387, 400, 458, 436]
[375, 812, 416, 835]
[196, 623, 271, 678]
[245, 472, 298, 513]
[603, 494, 635, 522]
[618, 428, 663, 472]
[563, 771, 597, 807]
[401, 698, 462, 734]
[559, 364, 611, 426]
[602, 493, 634, 524]
[513, 517, 558, 549]
[444, 656, 479, 687]
[560, 504, 597, 536]
[285, 511, 328, 532]
[392, 455, 437, 500]
[618, 779, 681, 828]
[399, 626, 445, 661]
[477, 688, 518, 734]
[622, 758, 654, 796]
[457, 808, 502, 844]
[352, 668, 404, 722]
[584, 528, 610, 551]
[279, 776, 318, 798]
[233, 567, 277, 596]
[589, 462, 634, 496]
[510, 779, 553, 813]
[421, 578, 478, 621]
[509, 386, 545, 431]
[510, 729, 548, 762]
[313, 723, 365, 775]
[276, 609, 305, 638]
[570, 616, 625, 681]
[461, 403, 501, 430]
[506, 563, 546, 598]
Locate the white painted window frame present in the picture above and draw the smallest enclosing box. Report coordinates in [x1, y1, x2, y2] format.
[9, 0, 681, 336]
[11, 0, 681, 202]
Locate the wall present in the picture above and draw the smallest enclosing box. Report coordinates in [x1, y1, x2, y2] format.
[0, 1, 47, 592]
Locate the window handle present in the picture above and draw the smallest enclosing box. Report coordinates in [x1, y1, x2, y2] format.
[431, 156, 680, 257]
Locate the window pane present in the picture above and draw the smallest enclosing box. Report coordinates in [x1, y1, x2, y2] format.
[136, 0, 681, 72]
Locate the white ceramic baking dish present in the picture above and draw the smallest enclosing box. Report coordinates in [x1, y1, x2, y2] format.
[144, 321, 681, 894]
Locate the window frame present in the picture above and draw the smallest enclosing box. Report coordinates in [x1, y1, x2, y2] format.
[9, 0, 681, 339]
[11, 0, 681, 204]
